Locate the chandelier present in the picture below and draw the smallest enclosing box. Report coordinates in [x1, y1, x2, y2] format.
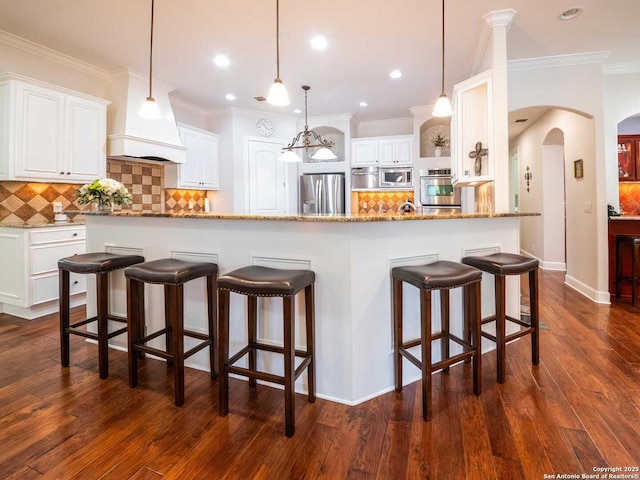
[280, 85, 337, 162]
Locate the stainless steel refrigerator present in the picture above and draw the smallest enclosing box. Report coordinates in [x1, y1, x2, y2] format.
[299, 173, 345, 215]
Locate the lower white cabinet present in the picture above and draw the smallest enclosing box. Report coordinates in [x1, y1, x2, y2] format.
[165, 124, 219, 190]
[0, 225, 86, 319]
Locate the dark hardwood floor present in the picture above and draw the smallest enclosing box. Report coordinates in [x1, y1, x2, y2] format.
[1, 270, 639, 479]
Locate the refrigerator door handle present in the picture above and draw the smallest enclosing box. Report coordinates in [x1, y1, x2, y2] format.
[315, 179, 323, 215]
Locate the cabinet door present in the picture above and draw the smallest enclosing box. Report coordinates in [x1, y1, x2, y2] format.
[352, 140, 378, 165]
[378, 139, 396, 165]
[65, 96, 106, 181]
[15, 83, 65, 180]
[201, 135, 219, 189]
[395, 137, 413, 165]
[618, 135, 638, 181]
[179, 128, 203, 188]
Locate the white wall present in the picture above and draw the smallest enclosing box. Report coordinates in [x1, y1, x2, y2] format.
[356, 117, 413, 138]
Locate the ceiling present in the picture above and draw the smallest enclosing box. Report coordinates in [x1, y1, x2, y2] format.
[0, 0, 638, 122]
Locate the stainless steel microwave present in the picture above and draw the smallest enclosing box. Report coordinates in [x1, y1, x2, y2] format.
[379, 167, 413, 188]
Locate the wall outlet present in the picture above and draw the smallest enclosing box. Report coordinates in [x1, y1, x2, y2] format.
[584, 201, 592, 213]
[52, 201, 63, 213]
[188, 200, 195, 210]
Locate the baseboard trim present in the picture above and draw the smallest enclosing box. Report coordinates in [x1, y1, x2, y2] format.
[565, 275, 610, 304]
[2, 294, 86, 320]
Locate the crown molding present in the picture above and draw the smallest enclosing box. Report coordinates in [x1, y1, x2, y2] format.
[206, 106, 297, 122]
[409, 105, 434, 116]
[471, 10, 517, 75]
[508, 51, 611, 72]
[0, 71, 110, 104]
[169, 96, 210, 117]
[109, 67, 176, 92]
[603, 62, 640, 75]
[0, 29, 111, 81]
[483, 9, 517, 29]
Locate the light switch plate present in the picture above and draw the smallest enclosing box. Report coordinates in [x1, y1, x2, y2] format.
[584, 201, 592, 213]
[52, 201, 63, 213]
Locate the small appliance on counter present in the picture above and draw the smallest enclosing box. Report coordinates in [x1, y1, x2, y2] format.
[378, 166, 413, 189]
[420, 169, 461, 213]
[300, 173, 346, 215]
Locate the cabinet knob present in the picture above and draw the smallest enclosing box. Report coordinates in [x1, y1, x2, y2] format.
[66, 172, 71, 175]
[72, 233, 78, 237]
[60, 171, 64, 175]
[73, 281, 78, 285]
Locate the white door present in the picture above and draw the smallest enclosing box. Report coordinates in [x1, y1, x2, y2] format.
[65, 95, 106, 181]
[248, 140, 286, 215]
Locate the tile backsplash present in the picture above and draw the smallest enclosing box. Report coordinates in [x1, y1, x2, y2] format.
[0, 158, 209, 224]
[619, 183, 640, 215]
[356, 191, 415, 214]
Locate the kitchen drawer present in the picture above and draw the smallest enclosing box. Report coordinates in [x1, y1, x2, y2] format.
[31, 242, 86, 275]
[32, 272, 86, 305]
[30, 227, 86, 245]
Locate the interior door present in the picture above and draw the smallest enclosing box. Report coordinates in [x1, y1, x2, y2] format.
[248, 140, 287, 215]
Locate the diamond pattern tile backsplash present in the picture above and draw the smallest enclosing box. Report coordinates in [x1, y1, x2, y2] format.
[0, 158, 209, 224]
[618, 183, 640, 215]
[356, 191, 415, 214]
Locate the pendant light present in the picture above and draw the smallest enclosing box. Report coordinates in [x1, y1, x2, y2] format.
[432, 0, 452, 117]
[280, 85, 336, 162]
[266, 0, 291, 106]
[139, 0, 162, 119]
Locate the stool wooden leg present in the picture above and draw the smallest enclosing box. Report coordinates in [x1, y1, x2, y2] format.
[171, 284, 185, 407]
[634, 243, 639, 306]
[284, 295, 296, 437]
[164, 285, 174, 367]
[529, 268, 540, 366]
[471, 282, 482, 395]
[393, 278, 403, 392]
[59, 268, 70, 368]
[136, 280, 146, 360]
[463, 283, 471, 364]
[305, 284, 316, 403]
[440, 289, 450, 372]
[207, 274, 218, 380]
[96, 272, 109, 379]
[495, 275, 506, 384]
[420, 289, 432, 421]
[248, 295, 258, 388]
[218, 289, 230, 417]
[616, 238, 622, 299]
[126, 277, 140, 388]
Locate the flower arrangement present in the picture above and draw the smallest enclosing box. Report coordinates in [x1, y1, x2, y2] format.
[76, 178, 132, 209]
[427, 132, 450, 148]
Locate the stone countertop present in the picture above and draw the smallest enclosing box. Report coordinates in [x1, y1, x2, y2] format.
[0, 218, 86, 229]
[76, 210, 539, 222]
[609, 215, 640, 220]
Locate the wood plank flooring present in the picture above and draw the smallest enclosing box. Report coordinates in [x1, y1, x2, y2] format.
[1, 270, 639, 479]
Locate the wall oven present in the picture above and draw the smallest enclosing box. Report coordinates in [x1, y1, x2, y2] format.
[420, 169, 461, 211]
[378, 167, 413, 188]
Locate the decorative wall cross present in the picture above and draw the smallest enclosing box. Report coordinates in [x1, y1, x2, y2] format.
[524, 166, 533, 192]
[468, 142, 488, 176]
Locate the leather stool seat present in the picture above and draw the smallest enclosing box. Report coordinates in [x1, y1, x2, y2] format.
[58, 252, 145, 379]
[462, 252, 540, 383]
[218, 265, 316, 437]
[217, 265, 315, 296]
[462, 252, 539, 276]
[615, 235, 640, 305]
[392, 261, 483, 421]
[125, 258, 218, 406]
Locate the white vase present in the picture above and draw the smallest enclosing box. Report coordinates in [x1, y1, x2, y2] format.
[434, 147, 442, 157]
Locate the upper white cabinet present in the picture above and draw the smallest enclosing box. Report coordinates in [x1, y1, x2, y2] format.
[165, 124, 219, 190]
[450, 70, 494, 186]
[351, 135, 414, 166]
[0, 73, 109, 183]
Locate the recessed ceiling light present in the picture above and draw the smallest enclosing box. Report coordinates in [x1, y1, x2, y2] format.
[559, 7, 583, 20]
[225, 94, 236, 101]
[359, 101, 369, 107]
[390, 70, 402, 79]
[213, 55, 230, 67]
[310, 36, 328, 50]
[293, 109, 302, 114]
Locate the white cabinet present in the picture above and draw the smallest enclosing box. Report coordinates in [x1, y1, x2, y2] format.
[165, 124, 219, 190]
[351, 135, 414, 166]
[450, 70, 494, 186]
[0, 73, 109, 183]
[0, 225, 86, 319]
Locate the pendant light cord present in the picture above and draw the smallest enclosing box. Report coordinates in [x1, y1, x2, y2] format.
[304, 87, 309, 130]
[148, 0, 155, 99]
[441, 0, 445, 94]
[275, 0, 281, 80]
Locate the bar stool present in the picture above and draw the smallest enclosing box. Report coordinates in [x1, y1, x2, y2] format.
[217, 265, 315, 437]
[615, 235, 640, 305]
[124, 258, 218, 406]
[462, 252, 539, 383]
[58, 252, 145, 379]
[392, 261, 483, 421]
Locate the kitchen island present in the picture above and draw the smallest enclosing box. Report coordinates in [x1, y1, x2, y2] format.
[82, 211, 536, 405]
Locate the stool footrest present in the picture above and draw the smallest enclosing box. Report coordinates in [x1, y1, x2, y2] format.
[134, 327, 211, 360]
[400, 345, 475, 373]
[67, 324, 128, 340]
[481, 314, 532, 329]
[401, 333, 471, 352]
[134, 344, 171, 360]
[184, 339, 211, 359]
[482, 326, 534, 344]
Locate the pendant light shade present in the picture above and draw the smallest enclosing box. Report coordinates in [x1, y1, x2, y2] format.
[267, 0, 290, 106]
[139, 0, 162, 119]
[432, 0, 452, 118]
[280, 85, 336, 162]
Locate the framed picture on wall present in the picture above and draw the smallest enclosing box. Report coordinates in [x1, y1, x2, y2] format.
[574, 159, 584, 179]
